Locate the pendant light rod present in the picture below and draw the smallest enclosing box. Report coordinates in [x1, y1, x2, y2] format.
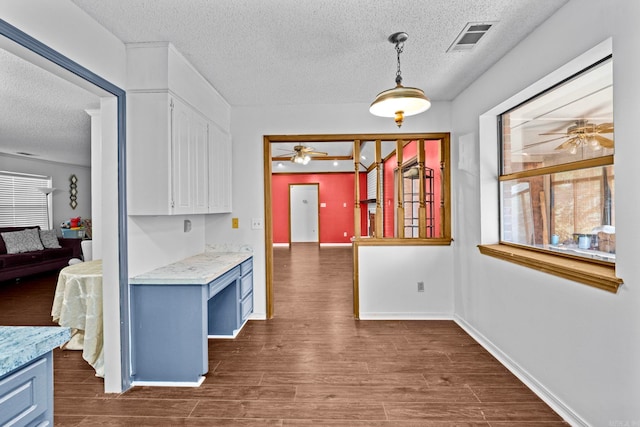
[389, 32, 408, 86]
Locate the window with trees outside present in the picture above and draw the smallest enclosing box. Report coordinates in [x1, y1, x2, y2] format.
[499, 56, 615, 264]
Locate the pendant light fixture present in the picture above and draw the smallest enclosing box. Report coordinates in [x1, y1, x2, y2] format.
[369, 32, 430, 127]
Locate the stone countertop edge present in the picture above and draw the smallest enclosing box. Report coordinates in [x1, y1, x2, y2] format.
[0, 326, 71, 377]
[129, 251, 253, 285]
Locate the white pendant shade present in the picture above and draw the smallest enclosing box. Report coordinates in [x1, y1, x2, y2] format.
[369, 85, 431, 118]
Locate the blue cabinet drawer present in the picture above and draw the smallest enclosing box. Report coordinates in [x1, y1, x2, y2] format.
[0, 357, 48, 427]
[240, 272, 253, 298]
[241, 292, 253, 321]
[240, 258, 252, 276]
[209, 266, 240, 299]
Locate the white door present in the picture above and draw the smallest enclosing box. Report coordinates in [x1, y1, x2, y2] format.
[289, 184, 319, 243]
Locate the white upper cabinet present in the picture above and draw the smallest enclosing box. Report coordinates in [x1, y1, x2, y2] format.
[126, 42, 232, 216]
[171, 97, 209, 215]
[128, 93, 210, 215]
[208, 124, 232, 213]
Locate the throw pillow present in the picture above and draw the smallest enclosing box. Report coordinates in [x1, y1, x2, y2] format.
[39, 229, 62, 249]
[0, 228, 45, 254]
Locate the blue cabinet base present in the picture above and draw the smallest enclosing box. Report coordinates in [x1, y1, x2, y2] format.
[0, 353, 53, 426]
[131, 257, 253, 386]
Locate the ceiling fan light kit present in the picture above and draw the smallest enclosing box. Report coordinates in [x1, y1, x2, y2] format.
[280, 144, 328, 165]
[370, 32, 431, 127]
[538, 119, 614, 154]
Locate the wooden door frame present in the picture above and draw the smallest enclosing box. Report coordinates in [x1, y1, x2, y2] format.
[288, 183, 320, 245]
[264, 133, 451, 319]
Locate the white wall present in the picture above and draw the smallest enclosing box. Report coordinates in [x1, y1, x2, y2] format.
[206, 101, 452, 319]
[451, 0, 640, 425]
[358, 245, 453, 319]
[0, 154, 91, 232]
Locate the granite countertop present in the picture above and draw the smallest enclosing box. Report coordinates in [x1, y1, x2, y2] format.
[0, 326, 71, 377]
[129, 251, 252, 285]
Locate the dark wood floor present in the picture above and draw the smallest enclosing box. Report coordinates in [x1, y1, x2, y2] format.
[0, 244, 567, 426]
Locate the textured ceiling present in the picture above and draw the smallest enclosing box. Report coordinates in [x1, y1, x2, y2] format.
[71, 0, 569, 105]
[1, 0, 569, 166]
[0, 48, 99, 166]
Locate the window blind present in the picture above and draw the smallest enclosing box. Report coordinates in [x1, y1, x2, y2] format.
[0, 171, 51, 228]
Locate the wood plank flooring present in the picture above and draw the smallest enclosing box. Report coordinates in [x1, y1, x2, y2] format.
[0, 244, 568, 426]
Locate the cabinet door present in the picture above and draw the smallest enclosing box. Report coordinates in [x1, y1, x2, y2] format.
[171, 98, 192, 214]
[127, 92, 173, 215]
[192, 115, 209, 214]
[172, 97, 210, 215]
[208, 124, 232, 213]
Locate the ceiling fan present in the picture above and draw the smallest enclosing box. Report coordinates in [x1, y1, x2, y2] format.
[535, 119, 614, 154]
[278, 145, 328, 165]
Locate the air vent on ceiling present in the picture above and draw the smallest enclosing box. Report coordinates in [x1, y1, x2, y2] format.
[15, 152, 36, 156]
[447, 22, 496, 52]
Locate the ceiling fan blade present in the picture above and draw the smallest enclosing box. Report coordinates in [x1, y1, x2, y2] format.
[525, 136, 567, 147]
[555, 137, 578, 150]
[307, 151, 328, 156]
[276, 148, 297, 154]
[539, 132, 569, 136]
[595, 122, 614, 133]
[595, 134, 614, 148]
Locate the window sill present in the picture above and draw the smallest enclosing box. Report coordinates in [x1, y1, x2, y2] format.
[477, 243, 622, 293]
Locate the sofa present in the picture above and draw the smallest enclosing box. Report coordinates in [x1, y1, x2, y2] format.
[0, 226, 82, 282]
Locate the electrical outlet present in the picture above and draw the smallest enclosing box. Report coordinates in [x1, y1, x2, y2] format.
[417, 281, 425, 292]
[251, 218, 263, 230]
[232, 218, 239, 229]
[343, 231, 347, 237]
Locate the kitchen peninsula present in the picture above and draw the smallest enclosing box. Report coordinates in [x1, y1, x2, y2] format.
[129, 250, 253, 386]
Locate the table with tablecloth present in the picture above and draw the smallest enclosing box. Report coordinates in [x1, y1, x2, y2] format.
[51, 259, 103, 377]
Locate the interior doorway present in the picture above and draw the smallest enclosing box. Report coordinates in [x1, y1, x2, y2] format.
[289, 183, 319, 244]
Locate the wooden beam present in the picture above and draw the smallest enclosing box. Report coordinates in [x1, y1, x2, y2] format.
[396, 139, 404, 238]
[375, 140, 383, 238]
[353, 140, 361, 238]
[418, 139, 426, 238]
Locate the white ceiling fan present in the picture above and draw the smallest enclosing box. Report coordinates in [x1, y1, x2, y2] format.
[277, 145, 328, 165]
[533, 120, 614, 154]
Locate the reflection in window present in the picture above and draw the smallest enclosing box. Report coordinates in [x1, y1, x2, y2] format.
[500, 56, 615, 262]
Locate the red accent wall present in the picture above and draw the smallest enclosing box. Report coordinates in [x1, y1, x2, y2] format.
[272, 173, 368, 243]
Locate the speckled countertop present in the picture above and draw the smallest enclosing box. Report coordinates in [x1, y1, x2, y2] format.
[129, 252, 252, 285]
[0, 326, 71, 377]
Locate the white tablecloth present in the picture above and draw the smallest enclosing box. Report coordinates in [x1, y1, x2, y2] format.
[51, 259, 103, 377]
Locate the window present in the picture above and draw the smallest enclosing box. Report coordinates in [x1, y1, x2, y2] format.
[499, 57, 614, 263]
[0, 171, 52, 229]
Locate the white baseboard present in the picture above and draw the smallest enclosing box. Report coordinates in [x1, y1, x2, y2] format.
[454, 315, 586, 427]
[358, 312, 452, 320]
[132, 376, 206, 388]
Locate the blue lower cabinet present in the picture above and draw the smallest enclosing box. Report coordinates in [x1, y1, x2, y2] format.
[130, 256, 253, 385]
[0, 355, 51, 427]
[131, 284, 208, 384]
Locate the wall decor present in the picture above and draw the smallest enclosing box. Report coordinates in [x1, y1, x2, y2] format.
[69, 174, 78, 209]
